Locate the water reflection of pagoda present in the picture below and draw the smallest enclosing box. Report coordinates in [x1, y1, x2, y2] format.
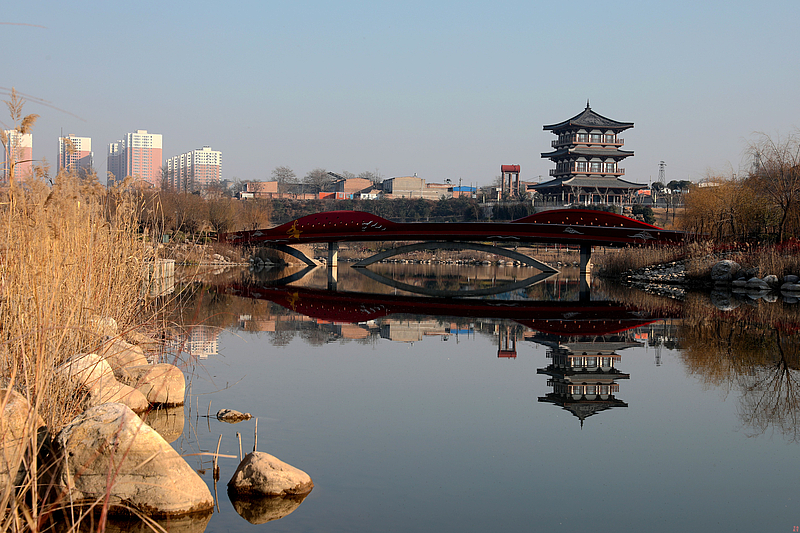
[534, 334, 637, 426]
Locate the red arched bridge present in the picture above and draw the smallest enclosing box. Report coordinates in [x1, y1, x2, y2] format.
[220, 209, 687, 272]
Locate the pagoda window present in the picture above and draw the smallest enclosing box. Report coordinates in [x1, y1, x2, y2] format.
[585, 385, 596, 395]
[577, 133, 588, 143]
[576, 161, 587, 172]
[605, 162, 616, 173]
[590, 162, 602, 173]
[590, 133, 602, 143]
[604, 134, 615, 143]
[586, 357, 597, 368]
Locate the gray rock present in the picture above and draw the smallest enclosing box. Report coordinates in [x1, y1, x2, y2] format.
[784, 274, 799, 284]
[781, 282, 800, 292]
[216, 409, 252, 423]
[763, 293, 778, 303]
[763, 274, 780, 288]
[710, 260, 740, 282]
[56, 403, 213, 517]
[228, 451, 314, 497]
[745, 277, 770, 290]
[731, 279, 747, 288]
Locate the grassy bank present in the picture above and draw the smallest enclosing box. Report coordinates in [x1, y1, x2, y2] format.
[0, 173, 153, 529]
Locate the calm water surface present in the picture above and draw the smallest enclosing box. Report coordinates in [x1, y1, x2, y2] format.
[157, 264, 799, 532]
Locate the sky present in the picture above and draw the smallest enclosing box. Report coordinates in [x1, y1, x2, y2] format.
[2, 0, 799, 187]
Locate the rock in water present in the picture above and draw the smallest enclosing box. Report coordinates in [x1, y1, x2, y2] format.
[228, 451, 314, 497]
[56, 403, 213, 517]
[216, 408, 252, 423]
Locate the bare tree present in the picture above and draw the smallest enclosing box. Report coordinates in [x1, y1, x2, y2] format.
[358, 169, 384, 186]
[271, 166, 296, 193]
[748, 132, 800, 242]
[303, 168, 331, 193]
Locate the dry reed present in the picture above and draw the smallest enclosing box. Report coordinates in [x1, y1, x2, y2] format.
[0, 171, 153, 530]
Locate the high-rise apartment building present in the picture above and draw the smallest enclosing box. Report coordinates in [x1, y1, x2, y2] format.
[107, 141, 123, 186]
[106, 130, 163, 187]
[124, 130, 162, 187]
[165, 146, 222, 192]
[1, 130, 33, 182]
[58, 134, 93, 176]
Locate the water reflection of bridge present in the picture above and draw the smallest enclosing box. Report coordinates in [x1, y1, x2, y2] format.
[213, 269, 680, 425]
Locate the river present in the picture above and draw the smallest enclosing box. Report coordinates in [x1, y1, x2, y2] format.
[148, 263, 800, 532]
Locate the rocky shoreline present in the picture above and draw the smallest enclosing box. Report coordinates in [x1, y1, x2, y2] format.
[615, 258, 800, 304]
[0, 317, 313, 527]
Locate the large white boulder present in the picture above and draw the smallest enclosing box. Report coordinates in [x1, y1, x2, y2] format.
[228, 451, 313, 497]
[117, 364, 185, 406]
[98, 338, 148, 370]
[58, 354, 149, 413]
[56, 403, 213, 517]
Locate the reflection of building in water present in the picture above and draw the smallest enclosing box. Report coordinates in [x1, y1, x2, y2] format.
[535, 335, 636, 426]
[497, 325, 517, 358]
[175, 325, 220, 359]
[380, 319, 472, 343]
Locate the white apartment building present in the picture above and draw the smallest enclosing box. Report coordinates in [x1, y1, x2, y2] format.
[165, 146, 222, 192]
[58, 134, 93, 176]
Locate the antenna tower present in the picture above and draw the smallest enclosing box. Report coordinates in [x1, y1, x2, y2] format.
[658, 161, 666, 184]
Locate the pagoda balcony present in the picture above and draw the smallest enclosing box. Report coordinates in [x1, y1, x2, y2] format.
[549, 168, 626, 177]
[551, 136, 625, 148]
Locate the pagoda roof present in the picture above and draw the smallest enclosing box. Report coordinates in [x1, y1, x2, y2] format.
[541, 146, 635, 159]
[532, 176, 648, 191]
[543, 102, 633, 132]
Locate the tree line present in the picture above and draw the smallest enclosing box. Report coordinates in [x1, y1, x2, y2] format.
[135, 190, 538, 239]
[681, 132, 800, 242]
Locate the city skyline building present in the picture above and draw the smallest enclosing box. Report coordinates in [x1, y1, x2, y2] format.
[106, 130, 163, 187]
[107, 141, 123, 186]
[58, 134, 93, 176]
[1, 130, 33, 183]
[165, 145, 222, 192]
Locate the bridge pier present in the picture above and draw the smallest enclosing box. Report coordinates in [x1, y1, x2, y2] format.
[579, 244, 592, 277]
[579, 244, 592, 302]
[328, 242, 339, 268]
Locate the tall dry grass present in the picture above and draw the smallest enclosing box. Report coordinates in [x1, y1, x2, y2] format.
[0, 171, 154, 530]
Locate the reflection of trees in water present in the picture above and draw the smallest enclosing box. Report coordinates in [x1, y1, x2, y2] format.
[736, 331, 800, 441]
[679, 295, 800, 441]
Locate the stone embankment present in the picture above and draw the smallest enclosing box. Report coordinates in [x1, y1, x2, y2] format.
[619, 258, 800, 304]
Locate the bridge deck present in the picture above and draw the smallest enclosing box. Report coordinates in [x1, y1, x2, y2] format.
[221, 209, 686, 247]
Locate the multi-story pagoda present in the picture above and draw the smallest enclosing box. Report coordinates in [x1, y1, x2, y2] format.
[535, 102, 646, 205]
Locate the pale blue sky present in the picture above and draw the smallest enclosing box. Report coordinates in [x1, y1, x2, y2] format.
[3, 0, 798, 186]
